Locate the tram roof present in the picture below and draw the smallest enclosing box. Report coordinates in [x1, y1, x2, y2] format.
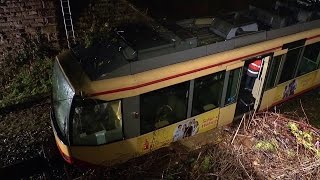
[70, 1, 320, 81]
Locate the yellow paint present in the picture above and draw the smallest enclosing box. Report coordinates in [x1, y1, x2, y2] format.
[70, 138, 138, 166]
[57, 28, 320, 101]
[89, 62, 227, 101]
[260, 70, 318, 108]
[54, 27, 320, 166]
[226, 61, 244, 71]
[274, 72, 317, 101]
[316, 69, 320, 84]
[54, 133, 71, 158]
[259, 88, 277, 111]
[273, 49, 288, 56]
[68, 108, 220, 166]
[60, 71, 320, 166]
[306, 37, 320, 45]
[218, 103, 237, 127]
[138, 108, 220, 154]
[295, 72, 318, 93]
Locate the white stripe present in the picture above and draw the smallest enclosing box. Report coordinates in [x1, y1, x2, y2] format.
[248, 69, 259, 75]
[251, 63, 261, 68]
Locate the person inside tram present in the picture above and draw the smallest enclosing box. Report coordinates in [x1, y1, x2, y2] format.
[245, 58, 262, 92]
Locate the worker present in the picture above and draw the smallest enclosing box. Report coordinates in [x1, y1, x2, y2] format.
[245, 58, 262, 91]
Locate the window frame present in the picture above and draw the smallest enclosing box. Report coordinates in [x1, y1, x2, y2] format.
[191, 70, 225, 116]
[296, 42, 320, 76]
[187, 80, 195, 118]
[265, 54, 284, 90]
[69, 97, 124, 146]
[278, 45, 304, 84]
[294, 47, 306, 77]
[51, 60, 75, 145]
[51, 99, 71, 145]
[222, 67, 242, 107]
[140, 81, 190, 135]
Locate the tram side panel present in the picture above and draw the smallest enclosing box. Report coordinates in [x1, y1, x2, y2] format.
[260, 70, 318, 111]
[259, 40, 320, 110]
[218, 63, 243, 126]
[68, 70, 320, 166]
[70, 138, 139, 166]
[68, 108, 220, 166]
[67, 64, 244, 166]
[137, 108, 220, 154]
[316, 69, 320, 85]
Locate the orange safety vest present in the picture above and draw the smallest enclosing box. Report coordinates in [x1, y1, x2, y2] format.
[248, 59, 262, 76]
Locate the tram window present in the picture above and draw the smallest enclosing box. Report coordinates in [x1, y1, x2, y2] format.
[72, 100, 123, 145]
[279, 47, 302, 84]
[140, 82, 189, 134]
[297, 42, 320, 76]
[225, 68, 241, 105]
[266, 55, 282, 89]
[192, 71, 225, 116]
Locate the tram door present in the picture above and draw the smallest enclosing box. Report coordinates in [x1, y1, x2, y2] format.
[235, 55, 271, 117]
[252, 56, 270, 110]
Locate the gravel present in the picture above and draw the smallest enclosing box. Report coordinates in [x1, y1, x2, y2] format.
[0, 99, 52, 167]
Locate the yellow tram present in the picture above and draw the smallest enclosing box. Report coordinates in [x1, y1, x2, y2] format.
[51, 3, 320, 166]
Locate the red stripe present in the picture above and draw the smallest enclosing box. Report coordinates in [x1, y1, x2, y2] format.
[72, 156, 103, 169]
[90, 46, 282, 97]
[307, 34, 320, 40]
[56, 142, 73, 164]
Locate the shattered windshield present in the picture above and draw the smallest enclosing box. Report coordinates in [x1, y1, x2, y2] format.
[72, 99, 123, 145]
[52, 60, 75, 138]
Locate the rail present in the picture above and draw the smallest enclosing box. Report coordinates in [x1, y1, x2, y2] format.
[0, 93, 50, 115]
[0, 140, 67, 179]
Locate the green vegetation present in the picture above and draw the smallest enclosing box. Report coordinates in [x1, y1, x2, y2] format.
[83, 26, 111, 48]
[0, 59, 52, 107]
[278, 91, 320, 128]
[0, 35, 59, 108]
[288, 122, 320, 157]
[200, 155, 213, 172]
[255, 139, 278, 152]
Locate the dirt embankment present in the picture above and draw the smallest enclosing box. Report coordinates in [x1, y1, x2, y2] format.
[0, 99, 52, 167]
[277, 90, 320, 128]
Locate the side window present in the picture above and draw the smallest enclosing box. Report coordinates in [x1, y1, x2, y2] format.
[279, 47, 303, 84]
[297, 42, 320, 76]
[192, 71, 225, 116]
[140, 81, 189, 134]
[266, 55, 282, 89]
[225, 68, 241, 105]
[72, 99, 123, 145]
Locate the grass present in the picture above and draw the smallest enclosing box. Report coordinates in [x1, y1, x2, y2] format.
[0, 35, 58, 108]
[0, 59, 52, 108]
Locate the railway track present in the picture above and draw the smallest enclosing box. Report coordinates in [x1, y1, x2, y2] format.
[0, 140, 68, 179]
[0, 93, 71, 178]
[0, 156, 51, 178]
[0, 93, 50, 115]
